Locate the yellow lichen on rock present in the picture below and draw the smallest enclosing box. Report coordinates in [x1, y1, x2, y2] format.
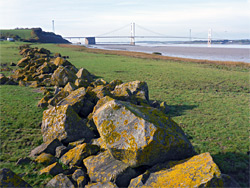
[93, 97, 195, 167]
[60, 143, 99, 168]
[129, 153, 225, 188]
[83, 151, 137, 187]
[39, 162, 63, 176]
[34, 153, 56, 165]
[63, 82, 77, 93]
[41, 104, 94, 144]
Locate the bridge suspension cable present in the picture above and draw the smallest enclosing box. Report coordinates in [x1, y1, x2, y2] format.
[96, 23, 131, 37]
[136, 24, 166, 36]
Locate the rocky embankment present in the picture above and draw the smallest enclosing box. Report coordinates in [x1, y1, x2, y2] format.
[0, 45, 240, 187]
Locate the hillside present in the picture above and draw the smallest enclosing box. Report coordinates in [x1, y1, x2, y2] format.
[0, 28, 70, 44]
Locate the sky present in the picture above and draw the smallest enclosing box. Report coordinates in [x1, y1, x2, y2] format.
[0, 0, 249, 40]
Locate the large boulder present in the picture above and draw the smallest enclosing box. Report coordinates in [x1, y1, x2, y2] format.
[83, 151, 138, 187]
[41, 104, 95, 144]
[60, 143, 99, 168]
[128, 152, 240, 188]
[93, 97, 195, 167]
[46, 173, 74, 188]
[57, 87, 95, 118]
[111, 81, 149, 104]
[0, 168, 32, 188]
[51, 66, 77, 87]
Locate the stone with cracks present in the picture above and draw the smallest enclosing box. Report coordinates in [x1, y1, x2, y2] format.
[93, 97, 195, 167]
[111, 80, 149, 104]
[41, 104, 95, 144]
[51, 66, 77, 87]
[60, 143, 99, 168]
[57, 87, 95, 118]
[83, 151, 138, 187]
[128, 152, 239, 188]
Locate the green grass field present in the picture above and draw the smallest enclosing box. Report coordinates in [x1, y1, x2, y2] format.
[0, 29, 32, 40]
[0, 41, 249, 187]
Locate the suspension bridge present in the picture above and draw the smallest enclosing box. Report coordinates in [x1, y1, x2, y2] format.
[64, 23, 215, 45]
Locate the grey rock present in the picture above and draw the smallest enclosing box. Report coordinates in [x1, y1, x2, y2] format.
[0, 168, 32, 188]
[85, 182, 118, 188]
[93, 97, 195, 167]
[55, 145, 69, 158]
[16, 157, 31, 165]
[29, 138, 62, 158]
[83, 151, 137, 187]
[46, 173, 75, 188]
[41, 104, 95, 144]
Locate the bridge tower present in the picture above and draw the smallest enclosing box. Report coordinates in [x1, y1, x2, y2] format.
[208, 28, 212, 47]
[130, 22, 135, 45]
[52, 20, 55, 33]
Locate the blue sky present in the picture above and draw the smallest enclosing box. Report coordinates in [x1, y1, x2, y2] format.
[0, 0, 249, 39]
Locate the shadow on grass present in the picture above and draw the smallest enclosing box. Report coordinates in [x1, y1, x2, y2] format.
[167, 104, 198, 117]
[212, 152, 249, 187]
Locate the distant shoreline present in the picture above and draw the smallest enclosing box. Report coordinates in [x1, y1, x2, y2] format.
[88, 44, 250, 63]
[58, 44, 250, 67]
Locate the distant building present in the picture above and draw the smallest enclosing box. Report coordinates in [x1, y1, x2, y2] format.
[85, 37, 96, 45]
[7, 38, 15, 42]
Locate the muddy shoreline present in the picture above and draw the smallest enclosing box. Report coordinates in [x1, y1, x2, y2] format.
[89, 44, 250, 63]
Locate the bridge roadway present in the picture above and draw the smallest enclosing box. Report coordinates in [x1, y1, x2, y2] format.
[64, 36, 206, 39]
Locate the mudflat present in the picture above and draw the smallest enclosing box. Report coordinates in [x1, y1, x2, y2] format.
[91, 44, 250, 63]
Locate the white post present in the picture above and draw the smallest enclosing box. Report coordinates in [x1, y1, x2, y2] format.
[208, 28, 212, 47]
[130, 22, 135, 45]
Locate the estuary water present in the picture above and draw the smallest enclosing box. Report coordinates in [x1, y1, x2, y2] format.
[87, 43, 250, 63]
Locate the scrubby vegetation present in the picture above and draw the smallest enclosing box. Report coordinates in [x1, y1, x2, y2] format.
[0, 28, 69, 43]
